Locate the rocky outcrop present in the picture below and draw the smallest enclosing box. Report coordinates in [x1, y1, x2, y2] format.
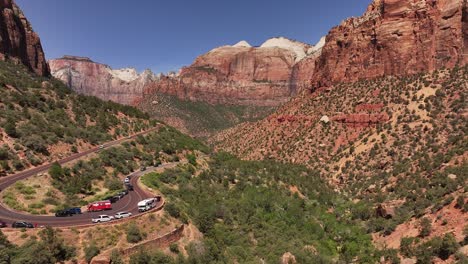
[143, 38, 324, 106]
[49, 56, 157, 105]
[0, 0, 49, 76]
[310, 0, 467, 88]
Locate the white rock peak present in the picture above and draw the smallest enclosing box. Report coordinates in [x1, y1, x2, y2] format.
[308, 36, 326, 54]
[233, 40, 252, 48]
[108, 68, 139, 82]
[260, 37, 310, 62]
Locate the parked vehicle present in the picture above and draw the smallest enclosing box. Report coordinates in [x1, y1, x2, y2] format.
[105, 196, 119, 203]
[120, 189, 129, 196]
[138, 198, 156, 212]
[0, 220, 7, 228]
[99, 145, 104, 149]
[55, 207, 82, 217]
[124, 177, 130, 184]
[114, 212, 132, 219]
[126, 184, 134, 191]
[140, 166, 146, 171]
[87, 200, 112, 212]
[92, 215, 114, 223]
[55, 210, 73, 217]
[12, 221, 34, 228]
[68, 207, 82, 214]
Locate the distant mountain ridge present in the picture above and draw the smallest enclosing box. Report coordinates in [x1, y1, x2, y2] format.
[49, 56, 157, 105]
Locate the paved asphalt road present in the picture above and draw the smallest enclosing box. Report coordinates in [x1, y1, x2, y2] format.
[0, 127, 163, 227]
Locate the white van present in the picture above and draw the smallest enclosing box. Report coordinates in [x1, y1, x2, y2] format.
[137, 198, 156, 212]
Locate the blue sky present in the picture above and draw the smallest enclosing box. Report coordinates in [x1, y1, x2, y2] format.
[16, 0, 369, 73]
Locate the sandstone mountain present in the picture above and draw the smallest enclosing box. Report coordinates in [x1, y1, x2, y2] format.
[142, 37, 324, 107]
[309, 0, 468, 88]
[0, 0, 49, 76]
[49, 56, 157, 105]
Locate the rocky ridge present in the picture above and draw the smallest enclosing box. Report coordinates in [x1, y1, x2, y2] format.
[142, 37, 325, 106]
[0, 0, 49, 76]
[310, 0, 468, 88]
[49, 56, 157, 105]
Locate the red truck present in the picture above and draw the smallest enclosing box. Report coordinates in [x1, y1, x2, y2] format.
[87, 200, 112, 212]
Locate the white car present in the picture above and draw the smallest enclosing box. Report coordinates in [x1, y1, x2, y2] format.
[114, 212, 132, 219]
[92, 215, 114, 223]
[124, 177, 130, 184]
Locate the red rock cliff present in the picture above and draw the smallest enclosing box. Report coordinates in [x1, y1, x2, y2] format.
[0, 0, 49, 76]
[144, 38, 321, 106]
[49, 56, 156, 105]
[310, 0, 467, 88]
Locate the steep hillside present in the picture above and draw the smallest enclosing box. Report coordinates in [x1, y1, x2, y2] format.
[0, 0, 49, 76]
[0, 60, 153, 176]
[213, 66, 468, 261]
[141, 153, 379, 263]
[49, 56, 157, 105]
[138, 92, 274, 138]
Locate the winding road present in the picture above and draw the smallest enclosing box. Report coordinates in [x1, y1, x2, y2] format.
[0, 128, 164, 227]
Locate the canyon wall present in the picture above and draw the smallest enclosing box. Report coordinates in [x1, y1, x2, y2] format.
[0, 0, 49, 76]
[310, 0, 467, 88]
[49, 56, 156, 105]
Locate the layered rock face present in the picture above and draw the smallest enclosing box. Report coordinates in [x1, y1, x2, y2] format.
[0, 0, 49, 76]
[310, 0, 468, 88]
[144, 38, 323, 106]
[49, 56, 156, 105]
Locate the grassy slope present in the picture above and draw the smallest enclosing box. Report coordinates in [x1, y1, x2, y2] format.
[0, 61, 154, 176]
[138, 92, 275, 139]
[213, 66, 468, 262]
[142, 153, 379, 263]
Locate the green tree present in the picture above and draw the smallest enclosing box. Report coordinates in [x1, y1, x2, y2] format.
[110, 249, 125, 264]
[126, 223, 144, 244]
[38, 226, 75, 262]
[49, 162, 64, 180]
[419, 218, 432, 237]
[4, 121, 18, 138]
[84, 243, 100, 263]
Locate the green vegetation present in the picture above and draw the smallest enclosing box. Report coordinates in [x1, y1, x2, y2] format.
[42, 129, 206, 210]
[84, 242, 100, 263]
[126, 223, 145, 244]
[0, 227, 75, 264]
[139, 92, 275, 138]
[0, 60, 153, 176]
[142, 153, 377, 263]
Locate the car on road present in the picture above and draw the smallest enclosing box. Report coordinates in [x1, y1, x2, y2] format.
[12, 221, 34, 228]
[68, 207, 82, 214]
[114, 212, 132, 219]
[55, 207, 82, 217]
[87, 200, 112, 212]
[55, 210, 73, 217]
[0, 220, 7, 228]
[126, 184, 134, 191]
[140, 166, 146, 171]
[106, 196, 119, 203]
[92, 215, 114, 223]
[120, 189, 129, 196]
[124, 177, 130, 184]
[99, 145, 104, 149]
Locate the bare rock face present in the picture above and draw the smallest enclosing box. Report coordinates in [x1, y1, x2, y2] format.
[49, 56, 156, 105]
[0, 0, 49, 76]
[311, 0, 467, 88]
[144, 38, 322, 106]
